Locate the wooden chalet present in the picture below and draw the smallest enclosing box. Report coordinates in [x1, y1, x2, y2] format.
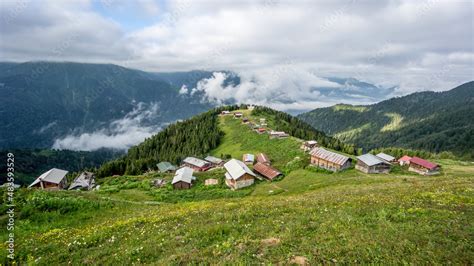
[182, 157, 212, 171]
[376, 152, 397, 164]
[204, 156, 224, 167]
[157, 161, 177, 173]
[172, 167, 196, 189]
[256, 153, 271, 165]
[356, 154, 391, 174]
[269, 130, 289, 139]
[300, 140, 318, 152]
[224, 159, 256, 190]
[398, 155, 412, 166]
[68, 171, 95, 190]
[28, 168, 68, 190]
[253, 162, 282, 181]
[233, 112, 243, 118]
[408, 157, 440, 175]
[242, 153, 255, 164]
[309, 147, 352, 172]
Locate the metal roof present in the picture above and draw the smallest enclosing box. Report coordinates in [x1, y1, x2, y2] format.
[68, 171, 95, 190]
[376, 153, 396, 162]
[398, 155, 412, 162]
[242, 154, 255, 162]
[410, 157, 439, 170]
[172, 167, 195, 184]
[357, 154, 389, 167]
[29, 168, 68, 188]
[256, 153, 270, 164]
[157, 162, 177, 172]
[204, 156, 223, 164]
[183, 157, 209, 168]
[305, 140, 318, 145]
[224, 159, 256, 180]
[253, 162, 281, 180]
[309, 147, 350, 166]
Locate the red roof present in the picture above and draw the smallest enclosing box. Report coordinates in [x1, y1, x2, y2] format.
[257, 153, 270, 164]
[398, 155, 412, 162]
[409, 157, 438, 170]
[253, 162, 281, 180]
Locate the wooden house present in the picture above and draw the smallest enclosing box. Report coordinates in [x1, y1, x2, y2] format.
[376, 152, 396, 164]
[309, 147, 352, 172]
[182, 157, 212, 171]
[224, 159, 256, 190]
[408, 157, 440, 175]
[269, 130, 289, 139]
[233, 112, 243, 118]
[28, 168, 68, 190]
[300, 140, 318, 152]
[398, 155, 412, 166]
[172, 167, 196, 189]
[256, 153, 271, 165]
[242, 154, 255, 164]
[253, 162, 282, 181]
[68, 171, 95, 190]
[157, 161, 177, 173]
[356, 154, 391, 174]
[204, 156, 224, 167]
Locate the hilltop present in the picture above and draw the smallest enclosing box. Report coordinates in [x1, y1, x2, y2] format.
[298, 81, 474, 160]
[1, 105, 473, 264]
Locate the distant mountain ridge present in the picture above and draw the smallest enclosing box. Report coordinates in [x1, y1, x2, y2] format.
[298, 81, 474, 159]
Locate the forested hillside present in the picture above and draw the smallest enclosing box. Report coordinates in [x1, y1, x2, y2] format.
[298, 81, 474, 159]
[97, 105, 355, 177]
[0, 62, 215, 149]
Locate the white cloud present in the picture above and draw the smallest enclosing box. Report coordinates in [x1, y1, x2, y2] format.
[0, 0, 472, 96]
[52, 102, 163, 151]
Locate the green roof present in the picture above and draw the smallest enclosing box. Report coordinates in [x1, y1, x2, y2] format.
[157, 162, 177, 172]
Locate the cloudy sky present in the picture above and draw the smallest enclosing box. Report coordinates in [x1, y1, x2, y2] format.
[1, 0, 473, 96]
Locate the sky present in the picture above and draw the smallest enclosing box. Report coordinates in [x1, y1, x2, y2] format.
[0, 0, 473, 97]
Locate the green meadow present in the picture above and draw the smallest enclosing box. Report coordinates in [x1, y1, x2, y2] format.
[1, 110, 473, 264]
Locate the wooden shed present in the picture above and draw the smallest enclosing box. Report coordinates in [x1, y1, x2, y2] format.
[309, 147, 352, 172]
[253, 162, 282, 181]
[172, 167, 196, 189]
[68, 171, 95, 190]
[204, 156, 224, 167]
[408, 157, 440, 175]
[28, 168, 68, 190]
[376, 152, 397, 164]
[182, 157, 212, 171]
[256, 153, 271, 165]
[356, 154, 391, 174]
[224, 159, 256, 190]
[242, 154, 255, 164]
[300, 140, 318, 152]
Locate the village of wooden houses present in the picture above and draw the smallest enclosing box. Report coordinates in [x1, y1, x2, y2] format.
[27, 109, 441, 192]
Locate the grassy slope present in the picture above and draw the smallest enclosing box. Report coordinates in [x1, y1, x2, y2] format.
[1, 110, 473, 264]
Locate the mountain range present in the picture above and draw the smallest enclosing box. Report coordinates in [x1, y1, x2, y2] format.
[298, 81, 474, 159]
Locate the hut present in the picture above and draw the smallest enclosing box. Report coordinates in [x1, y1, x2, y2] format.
[182, 157, 212, 171]
[204, 178, 219, 186]
[269, 130, 289, 139]
[242, 154, 255, 164]
[398, 155, 412, 166]
[68, 171, 95, 190]
[242, 117, 250, 123]
[157, 162, 177, 173]
[172, 167, 196, 189]
[253, 162, 282, 181]
[28, 168, 68, 190]
[204, 156, 224, 167]
[221, 110, 231, 115]
[408, 157, 440, 175]
[224, 159, 256, 190]
[309, 147, 352, 172]
[376, 152, 396, 164]
[256, 153, 271, 165]
[356, 154, 391, 174]
[256, 127, 266, 134]
[300, 140, 318, 152]
[233, 112, 243, 118]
